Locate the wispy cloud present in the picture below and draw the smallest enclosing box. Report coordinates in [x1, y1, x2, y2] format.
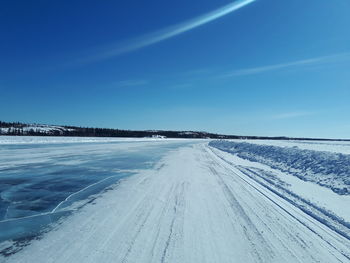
[80, 0, 256, 63]
[183, 68, 213, 76]
[167, 83, 193, 90]
[115, 80, 148, 88]
[270, 111, 316, 120]
[224, 52, 350, 77]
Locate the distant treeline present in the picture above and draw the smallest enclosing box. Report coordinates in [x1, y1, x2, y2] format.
[0, 121, 348, 141]
[0, 121, 26, 128]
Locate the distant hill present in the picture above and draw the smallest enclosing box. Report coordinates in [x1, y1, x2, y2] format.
[0, 121, 348, 141]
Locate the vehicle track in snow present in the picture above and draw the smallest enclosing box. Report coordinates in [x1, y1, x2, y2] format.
[3, 143, 350, 263]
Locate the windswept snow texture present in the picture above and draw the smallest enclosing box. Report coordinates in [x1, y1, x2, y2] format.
[244, 139, 350, 155]
[210, 140, 350, 195]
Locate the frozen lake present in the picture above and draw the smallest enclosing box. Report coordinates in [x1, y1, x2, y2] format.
[1, 137, 349, 262]
[0, 137, 199, 245]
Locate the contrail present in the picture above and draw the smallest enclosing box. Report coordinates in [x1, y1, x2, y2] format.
[81, 0, 256, 63]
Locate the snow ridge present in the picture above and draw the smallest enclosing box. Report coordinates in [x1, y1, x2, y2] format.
[210, 141, 350, 195]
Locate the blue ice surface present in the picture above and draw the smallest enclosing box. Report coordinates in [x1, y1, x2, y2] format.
[0, 140, 195, 244]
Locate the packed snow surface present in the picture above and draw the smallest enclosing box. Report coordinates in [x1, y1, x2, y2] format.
[1, 138, 350, 262]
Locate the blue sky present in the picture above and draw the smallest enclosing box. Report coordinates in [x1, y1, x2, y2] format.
[1, 0, 350, 138]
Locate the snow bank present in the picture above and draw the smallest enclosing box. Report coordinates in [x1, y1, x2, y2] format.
[210, 140, 350, 195]
[234, 139, 350, 154]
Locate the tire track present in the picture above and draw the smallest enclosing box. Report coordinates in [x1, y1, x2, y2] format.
[207, 146, 350, 261]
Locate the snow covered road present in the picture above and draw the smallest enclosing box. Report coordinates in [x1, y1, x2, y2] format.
[3, 143, 350, 262]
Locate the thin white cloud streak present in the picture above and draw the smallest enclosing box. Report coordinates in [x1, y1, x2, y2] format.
[168, 83, 193, 90]
[81, 0, 256, 63]
[270, 111, 316, 120]
[225, 52, 350, 77]
[115, 80, 148, 87]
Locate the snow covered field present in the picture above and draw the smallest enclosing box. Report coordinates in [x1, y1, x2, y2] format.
[1, 137, 350, 262]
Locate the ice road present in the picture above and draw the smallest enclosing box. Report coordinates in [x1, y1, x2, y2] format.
[2, 141, 350, 262]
